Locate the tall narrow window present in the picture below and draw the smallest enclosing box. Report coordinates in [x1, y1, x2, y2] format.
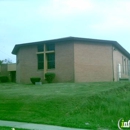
[124, 58, 126, 74]
[127, 59, 129, 75]
[37, 54, 44, 69]
[128, 60, 130, 76]
[46, 44, 55, 51]
[47, 53, 55, 69]
[118, 64, 121, 79]
[37, 44, 44, 52]
[122, 56, 124, 74]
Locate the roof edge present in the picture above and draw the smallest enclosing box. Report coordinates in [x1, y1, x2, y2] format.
[12, 37, 130, 59]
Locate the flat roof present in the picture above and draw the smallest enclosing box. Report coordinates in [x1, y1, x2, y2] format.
[12, 36, 130, 58]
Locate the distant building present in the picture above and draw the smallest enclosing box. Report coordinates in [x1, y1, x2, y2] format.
[0, 63, 16, 82]
[12, 37, 130, 83]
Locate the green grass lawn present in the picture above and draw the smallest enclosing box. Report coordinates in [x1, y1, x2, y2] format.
[0, 82, 130, 129]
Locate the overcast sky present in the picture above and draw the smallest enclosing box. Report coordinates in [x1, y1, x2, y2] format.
[0, 0, 130, 62]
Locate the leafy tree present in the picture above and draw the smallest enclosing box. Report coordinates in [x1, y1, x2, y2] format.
[0, 59, 12, 65]
[3, 59, 12, 64]
[0, 60, 4, 65]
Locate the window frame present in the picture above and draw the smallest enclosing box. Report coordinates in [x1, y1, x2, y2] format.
[37, 54, 44, 70]
[37, 44, 44, 52]
[37, 43, 55, 70]
[47, 53, 55, 69]
[46, 44, 55, 51]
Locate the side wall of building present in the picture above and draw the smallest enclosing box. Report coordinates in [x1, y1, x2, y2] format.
[16, 42, 74, 83]
[54, 42, 74, 82]
[16, 45, 44, 83]
[113, 47, 130, 81]
[74, 42, 113, 82]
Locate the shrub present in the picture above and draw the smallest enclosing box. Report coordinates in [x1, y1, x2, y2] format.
[30, 77, 41, 84]
[0, 76, 9, 83]
[45, 72, 55, 83]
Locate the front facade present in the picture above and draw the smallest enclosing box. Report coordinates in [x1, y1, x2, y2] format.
[12, 37, 130, 83]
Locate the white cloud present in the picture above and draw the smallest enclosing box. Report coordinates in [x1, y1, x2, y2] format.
[91, 0, 130, 32]
[37, 0, 95, 19]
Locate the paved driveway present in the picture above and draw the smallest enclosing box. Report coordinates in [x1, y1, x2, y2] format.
[0, 120, 87, 130]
